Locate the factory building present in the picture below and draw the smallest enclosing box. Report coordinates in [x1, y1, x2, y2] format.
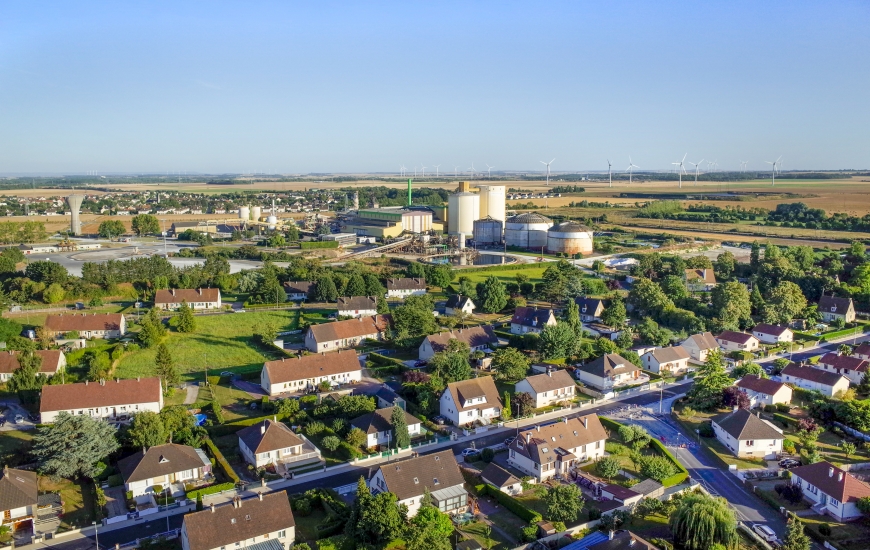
[505, 212, 553, 249]
[477, 185, 506, 222]
[341, 207, 442, 239]
[320, 233, 358, 247]
[472, 217, 503, 244]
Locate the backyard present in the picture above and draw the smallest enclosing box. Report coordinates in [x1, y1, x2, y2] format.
[0, 426, 34, 467]
[38, 477, 96, 531]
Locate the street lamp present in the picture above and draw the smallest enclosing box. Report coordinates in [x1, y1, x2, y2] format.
[165, 488, 171, 532]
[93, 521, 100, 550]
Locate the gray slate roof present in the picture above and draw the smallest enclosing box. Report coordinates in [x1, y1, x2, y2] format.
[711, 408, 783, 442]
[181, 491, 295, 550]
[349, 407, 421, 435]
[375, 449, 465, 500]
[577, 353, 640, 378]
[0, 466, 37, 512]
[480, 463, 521, 488]
[118, 444, 207, 484]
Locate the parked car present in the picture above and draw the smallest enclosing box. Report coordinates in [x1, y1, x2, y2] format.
[504, 436, 516, 447]
[14, 415, 24, 423]
[752, 524, 777, 543]
[461, 448, 480, 458]
[431, 415, 447, 425]
[414, 360, 428, 368]
[779, 458, 801, 469]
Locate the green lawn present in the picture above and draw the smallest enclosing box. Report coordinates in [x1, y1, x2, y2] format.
[799, 514, 870, 550]
[289, 507, 329, 544]
[116, 310, 298, 380]
[512, 484, 548, 516]
[454, 265, 550, 285]
[39, 477, 96, 531]
[0, 428, 35, 467]
[460, 520, 513, 550]
[673, 408, 769, 470]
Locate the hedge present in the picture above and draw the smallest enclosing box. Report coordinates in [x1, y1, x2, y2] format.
[186, 482, 236, 500]
[300, 241, 339, 250]
[600, 417, 688, 487]
[368, 352, 408, 371]
[203, 437, 240, 483]
[478, 484, 542, 523]
[206, 412, 288, 438]
[773, 413, 800, 428]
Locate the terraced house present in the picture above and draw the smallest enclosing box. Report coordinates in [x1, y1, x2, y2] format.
[259, 351, 361, 396]
[39, 377, 163, 423]
[304, 314, 392, 352]
[154, 288, 222, 310]
[0, 350, 66, 382]
[814, 352, 869, 385]
[507, 416, 607, 482]
[385, 277, 427, 299]
[43, 313, 126, 339]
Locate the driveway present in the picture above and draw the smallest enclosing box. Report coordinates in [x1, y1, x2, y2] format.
[0, 402, 36, 431]
[104, 486, 128, 518]
[232, 379, 267, 398]
[183, 385, 200, 405]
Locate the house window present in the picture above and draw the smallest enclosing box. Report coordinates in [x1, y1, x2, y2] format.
[830, 497, 839, 507]
[278, 531, 286, 538]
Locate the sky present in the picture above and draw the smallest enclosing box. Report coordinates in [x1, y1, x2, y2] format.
[1, 1, 868, 175]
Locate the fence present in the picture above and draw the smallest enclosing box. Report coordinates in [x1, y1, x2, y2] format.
[118, 528, 181, 549]
[833, 421, 870, 443]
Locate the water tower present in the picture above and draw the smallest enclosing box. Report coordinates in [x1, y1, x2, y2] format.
[66, 194, 84, 235]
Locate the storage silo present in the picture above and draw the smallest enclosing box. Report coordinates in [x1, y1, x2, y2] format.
[266, 216, 278, 230]
[504, 212, 553, 249]
[547, 221, 594, 255]
[447, 191, 479, 236]
[473, 216, 503, 244]
[251, 206, 262, 221]
[238, 206, 251, 220]
[477, 185, 506, 222]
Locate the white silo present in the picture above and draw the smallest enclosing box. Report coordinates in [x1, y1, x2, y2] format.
[473, 216, 503, 244]
[547, 221, 594, 255]
[251, 206, 262, 221]
[447, 191, 479, 236]
[267, 216, 278, 230]
[238, 206, 251, 220]
[477, 185, 506, 222]
[504, 212, 553, 249]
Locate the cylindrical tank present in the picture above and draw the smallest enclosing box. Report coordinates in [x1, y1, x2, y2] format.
[458, 233, 466, 250]
[447, 192, 479, 236]
[473, 216, 503, 244]
[504, 212, 553, 249]
[239, 206, 251, 220]
[251, 206, 262, 221]
[267, 215, 278, 230]
[547, 221, 594, 255]
[477, 185, 506, 222]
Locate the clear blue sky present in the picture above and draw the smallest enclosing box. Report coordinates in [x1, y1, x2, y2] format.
[1, 1, 867, 174]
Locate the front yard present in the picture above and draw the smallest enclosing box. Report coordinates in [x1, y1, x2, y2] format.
[672, 406, 769, 470]
[38, 477, 96, 531]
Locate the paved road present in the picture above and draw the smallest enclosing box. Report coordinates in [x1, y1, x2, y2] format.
[757, 331, 870, 366]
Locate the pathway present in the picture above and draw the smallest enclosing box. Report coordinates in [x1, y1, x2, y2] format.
[183, 385, 199, 405]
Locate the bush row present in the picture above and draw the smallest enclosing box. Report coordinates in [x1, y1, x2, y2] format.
[476, 483, 542, 523]
[367, 352, 408, 370]
[773, 413, 800, 428]
[186, 482, 237, 500]
[203, 437, 240, 483]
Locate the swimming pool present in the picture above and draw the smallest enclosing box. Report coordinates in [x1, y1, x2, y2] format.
[193, 413, 207, 426]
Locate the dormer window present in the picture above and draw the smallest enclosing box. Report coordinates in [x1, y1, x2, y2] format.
[413, 477, 419, 484]
[831, 307, 837, 312]
[158, 455, 169, 463]
[433, 478, 440, 485]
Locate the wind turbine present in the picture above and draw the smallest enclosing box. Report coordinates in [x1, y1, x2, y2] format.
[626, 157, 639, 183]
[485, 164, 494, 178]
[689, 159, 704, 186]
[399, 165, 406, 177]
[540, 158, 555, 185]
[607, 160, 612, 188]
[433, 164, 441, 177]
[468, 163, 477, 179]
[671, 153, 687, 188]
[765, 156, 782, 186]
[454, 166, 459, 178]
[420, 165, 426, 178]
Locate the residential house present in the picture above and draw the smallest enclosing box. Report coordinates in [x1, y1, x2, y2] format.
[336, 296, 378, 318]
[640, 346, 691, 375]
[349, 406, 422, 450]
[0, 466, 37, 530]
[154, 288, 222, 310]
[368, 450, 467, 517]
[386, 278, 427, 299]
[782, 364, 850, 397]
[514, 369, 576, 408]
[751, 324, 794, 345]
[0, 350, 66, 382]
[439, 376, 502, 426]
[237, 419, 321, 469]
[180, 492, 295, 550]
[575, 297, 606, 323]
[684, 268, 717, 292]
[118, 444, 212, 497]
[374, 385, 406, 410]
[599, 484, 643, 508]
[284, 281, 314, 301]
[575, 353, 641, 391]
[853, 342, 870, 361]
[445, 295, 476, 316]
[715, 331, 760, 353]
[39, 377, 164, 423]
[419, 326, 498, 361]
[815, 353, 869, 386]
[789, 461, 870, 521]
[734, 375, 793, 407]
[507, 416, 607, 482]
[304, 314, 392, 353]
[681, 332, 719, 362]
[480, 463, 523, 495]
[818, 296, 856, 324]
[510, 307, 557, 335]
[711, 408, 784, 459]
[260, 351, 362, 396]
[43, 313, 126, 339]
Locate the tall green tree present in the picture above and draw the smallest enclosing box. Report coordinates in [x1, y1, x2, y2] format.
[628, 277, 674, 316]
[138, 308, 167, 348]
[33, 413, 120, 479]
[763, 281, 808, 325]
[155, 343, 179, 393]
[715, 251, 736, 279]
[565, 300, 581, 337]
[392, 294, 439, 337]
[687, 349, 732, 410]
[128, 411, 166, 448]
[478, 276, 508, 313]
[407, 489, 453, 550]
[601, 299, 627, 328]
[491, 347, 530, 381]
[711, 282, 752, 330]
[539, 322, 577, 360]
[669, 492, 737, 550]
[312, 274, 338, 302]
[427, 264, 453, 291]
[779, 519, 811, 550]
[8, 350, 46, 403]
[429, 339, 472, 383]
[750, 241, 761, 271]
[176, 301, 196, 333]
[345, 477, 408, 545]
[345, 273, 367, 297]
[544, 483, 585, 523]
[131, 214, 160, 236]
[97, 220, 126, 239]
[391, 406, 411, 448]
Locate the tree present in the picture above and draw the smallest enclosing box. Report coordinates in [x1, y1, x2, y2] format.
[688, 350, 732, 410]
[722, 386, 751, 409]
[253, 319, 279, 344]
[502, 392, 512, 420]
[312, 274, 338, 302]
[345, 477, 407, 545]
[8, 350, 46, 403]
[715, 251, 736, 280]
[336, 395, 376, 418]
[138, 308, 167, 348]
[628, 278, 674, 316]
[763, 281, 808, 325]
[856, 496, 870, 515]
[595, 455, 622, 480]
[391, 406, 411, 448]
[601, 299, 627, 328]
[25, 261, 69, 285]
[128, 411, 166, 448]
[639, 455, 677, 481]
[842, 441, 857, 458]
[634, 497, 665, 519]
[345, 273, 367, 297]
[659, 275, 689, 300]
[429, 339, 472, 383]
[131, 214, 160, 236]
[407, 489, 453, 550]
[346, 427, 367, 448]
[539, 323, 577, 360]
[154, 343, 179, 393]
[392, 294, 439, 337]
[176, 301, 196, 333]
[321, 436, 341, 451]
[780, 519, 811, 550]
[514, 392, 535, 416]
[750, 241, 762, 271]
[711, 282, 752, 330]
[544, 483, 584, 523]
[85, 350, 112, 381]
[479, 276, 508, 313]
[636, 317, 671, 347]
[43, 283, 66, 304]
[491, 347, 530, 381]
[98, 220, 126, 239]
[669, 492, 737, 550]
[732, 363, 767, 379]
[565, 300, 581, 337]
[428, 264, 453, 291]
[33, 413, 119, 479]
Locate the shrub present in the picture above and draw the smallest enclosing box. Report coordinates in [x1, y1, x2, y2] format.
[819, 523, 832, 536]
[186, 482, 236, 500]
[776, 403, 790, 413]
[588, 507, 602, 520]
[204, 437, 240, 483]
[321, 436, 341, 452]
[698, 422, 715, 437]
[291, 497, 312, 516]
[305, 421, 327, 436]
[481, 448, 495, 463]
[783, 439, 796, 453]
[764, 404, 777, 413]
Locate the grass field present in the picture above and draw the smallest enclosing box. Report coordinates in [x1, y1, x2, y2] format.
[115, 310, 298, 380]
[0, 428, 34, 466]
[454, 265, 550, 285]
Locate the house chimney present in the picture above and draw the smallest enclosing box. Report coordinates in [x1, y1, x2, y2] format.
[536, 425, 540, 432]
[261, 424, 266, 435]
[733, 405, 738, 412]
[609, 531, 615, 541]
[547, 369, 552, 377]
[526, 433, 531, 444]
[85, 380, 88, 386]
[838, 472, 844, 482]
[258, 490, 264, 499]
[829, 467, 835, 477]
[210, 503, 215, 513]
[583, 417, 588, 429]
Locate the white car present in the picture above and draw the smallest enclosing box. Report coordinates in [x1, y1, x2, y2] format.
[460, 448, 480, 458]
[753, 524, 777, 543]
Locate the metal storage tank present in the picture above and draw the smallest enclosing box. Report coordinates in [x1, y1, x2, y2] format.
[447, 192, 479, 236]
[504, 212, 553, 249]
[473, 216, 503, 244]
[546, 221, 594, 255]
[251, 206, 262, 221]
[477, 185, 506, 222]
[238, 206, 251, 220]
[266, 215, 278, 230]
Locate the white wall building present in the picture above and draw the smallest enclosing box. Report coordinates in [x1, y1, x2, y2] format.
[507, 416, 606, 482]
[180, 492, 295, 550]
[439, 376, 502, 426]
[711, 408, 784, 459]
[260, 351, 362, 396]
[39, 377, 163, 423]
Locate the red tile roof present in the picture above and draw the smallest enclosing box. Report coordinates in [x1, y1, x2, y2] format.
[790, 461, 870, 504]
[40, 377, 162, 413]
[735, 375, 787, 396]
[263, 351, 361, 384]
[782, 364, 847, 387]
[0, 350, 64, 375]
[154, 288, 220, 304]
[44, 313, 124, 333]
[818, 353, 869, 372]
[307, 314, 391, 343]
[716, 330, 757, 345]
[752, 324, 792, 337]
